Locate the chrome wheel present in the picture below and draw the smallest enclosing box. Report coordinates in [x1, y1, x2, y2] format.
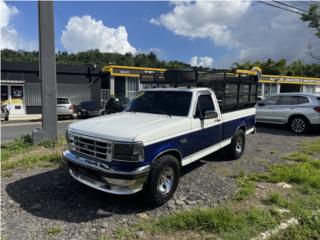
[235, 137, 243, 153]
[291, 118, 306, 133]
[158, 167, 174, 195]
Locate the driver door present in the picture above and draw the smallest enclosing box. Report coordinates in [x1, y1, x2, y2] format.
[190, 93, 222, 154]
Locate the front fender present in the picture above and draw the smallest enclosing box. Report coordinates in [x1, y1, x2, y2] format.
[143, 138, 182, 165]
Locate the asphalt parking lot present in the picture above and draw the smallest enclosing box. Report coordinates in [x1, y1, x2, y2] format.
[1, 125, 320, 240]
[1, 119, 75, 143]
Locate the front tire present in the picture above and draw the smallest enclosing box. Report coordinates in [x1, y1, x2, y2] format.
[290, 116, 309, 134]
[143, 154, 180, 206]
[225, 129, 245, 160]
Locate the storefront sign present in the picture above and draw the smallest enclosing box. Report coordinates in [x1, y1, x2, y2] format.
[260, 75, 320, 85]
[112, 68, 162, 76]
[103, 65, 165, 77]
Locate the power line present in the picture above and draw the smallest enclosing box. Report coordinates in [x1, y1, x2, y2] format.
[258, 1, 303, 16]
[54, 5, 68, 26]
[272, 1, 308, 13]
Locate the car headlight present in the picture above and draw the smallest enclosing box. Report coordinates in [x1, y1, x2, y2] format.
[113, 142, 144, 162]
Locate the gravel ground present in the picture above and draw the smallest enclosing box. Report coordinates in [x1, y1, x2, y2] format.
[2, 124, 320, 240]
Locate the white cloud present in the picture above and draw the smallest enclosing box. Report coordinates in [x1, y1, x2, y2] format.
[61, 15, 136, 54]
[0, 0, 36, 50]
[190, 56, 214, 68]
[151, 1, 320, 65]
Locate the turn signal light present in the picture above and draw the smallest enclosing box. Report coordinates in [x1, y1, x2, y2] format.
[314, 106, 320, 113]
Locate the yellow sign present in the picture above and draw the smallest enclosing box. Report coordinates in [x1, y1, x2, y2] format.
[260, 75, 320, 85]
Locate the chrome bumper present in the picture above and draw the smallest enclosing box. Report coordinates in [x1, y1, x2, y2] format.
[63, 150, 149, 195]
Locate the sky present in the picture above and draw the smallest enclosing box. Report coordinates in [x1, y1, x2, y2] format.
[1, 0, 319, 68]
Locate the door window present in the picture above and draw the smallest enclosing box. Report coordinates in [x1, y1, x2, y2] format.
[1, 86, 9, 104]
[126, 77, 138, 100]
[263, 96, 280, 105]
[264, 83, 277, 97]
[10, 86, 23, 109]
[278, 96, 296, 105]
[278, 96, 310, 105]
[297, 96, 309, 104]
[195, 95, 215, 118]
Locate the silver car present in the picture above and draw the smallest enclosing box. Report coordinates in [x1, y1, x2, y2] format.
[57, 98, 76, 119]
[256, 93, 320, 134]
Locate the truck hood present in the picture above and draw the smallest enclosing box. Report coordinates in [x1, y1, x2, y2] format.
[68, 112, 191, 145]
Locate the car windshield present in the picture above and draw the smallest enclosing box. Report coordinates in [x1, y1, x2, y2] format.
[57, 98, 70, 104]
[126, 91, 192, 116]
[81, 101, 100, 108]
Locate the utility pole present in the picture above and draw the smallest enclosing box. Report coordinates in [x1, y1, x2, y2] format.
[34, 1, 57, 142]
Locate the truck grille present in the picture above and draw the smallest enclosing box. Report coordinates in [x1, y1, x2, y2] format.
[68, 132, 113, 161]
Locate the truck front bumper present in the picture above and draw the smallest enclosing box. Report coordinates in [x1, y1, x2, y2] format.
[63, 150, 150, 195]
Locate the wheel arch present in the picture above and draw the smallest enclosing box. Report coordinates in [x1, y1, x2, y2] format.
[288, 114, 310, 125]
[152, 149, 183, 166]
[234, 124, 246, 136]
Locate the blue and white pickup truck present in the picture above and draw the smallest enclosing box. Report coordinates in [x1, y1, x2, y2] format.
[64, 85, 256, 205]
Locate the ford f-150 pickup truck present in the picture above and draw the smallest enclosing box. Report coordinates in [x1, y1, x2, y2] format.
[63, 69, 258, 206]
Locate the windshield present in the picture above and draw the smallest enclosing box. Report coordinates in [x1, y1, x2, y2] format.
[57, 98, 70, 104]
[126, 91, 192, 116]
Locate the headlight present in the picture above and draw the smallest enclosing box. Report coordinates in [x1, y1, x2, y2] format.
[113, 142, 144, 162]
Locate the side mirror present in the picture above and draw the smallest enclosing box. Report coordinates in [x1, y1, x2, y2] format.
[200, 110, 218, 120]
[257, 102, 265, 107]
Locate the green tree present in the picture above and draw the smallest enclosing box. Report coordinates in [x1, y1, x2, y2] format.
[301, 3, 320, 38]
[233, 58, 320, 78]
[1, 49, 190, 69]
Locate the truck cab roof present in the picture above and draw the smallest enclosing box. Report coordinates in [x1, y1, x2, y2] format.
[142, 87, 211, 93]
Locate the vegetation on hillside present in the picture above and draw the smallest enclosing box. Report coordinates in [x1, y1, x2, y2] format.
[1, 49, 190, 69]
[2, 49, 320, 77]
[233, 59, 320, 77]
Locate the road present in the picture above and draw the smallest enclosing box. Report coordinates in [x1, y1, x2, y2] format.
[1, 120, 75, 143]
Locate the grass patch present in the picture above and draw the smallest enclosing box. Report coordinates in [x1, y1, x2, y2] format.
[2, 152, 63, 171]
[259, 158, 320, 189]
[300, 138, 320, 155]
[46, 226, 63, 235]
[270, 210, 320, 240]
[283, 151, 313, 162]
[263, 192, 288, 208]
[1, 135, 66, 173]
[125, 207, 279, 240]
[97, 235, 111, 240]
[1, 134, 32, 161]
[234, 173, 256, 201]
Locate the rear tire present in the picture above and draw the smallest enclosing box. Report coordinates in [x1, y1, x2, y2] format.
[143, 154, 180, 206]
[289, 116, 309, 134]
[4, 116, 9, 121]
[225, 129, 245, 160]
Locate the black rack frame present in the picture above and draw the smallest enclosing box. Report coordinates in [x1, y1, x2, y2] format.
[140, 69, 259, 113]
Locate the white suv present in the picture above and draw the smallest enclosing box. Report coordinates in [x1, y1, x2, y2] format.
[57, 98, 76, 119]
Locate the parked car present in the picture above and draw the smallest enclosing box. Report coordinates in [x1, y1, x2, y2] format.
[1, 104, 9, 121]
[63, 69, 257, 206]
[256, 93, 320, 134]
[57, 98, 75, 119]
[104, 97, 129, 114]
[76, 101, 104, 118]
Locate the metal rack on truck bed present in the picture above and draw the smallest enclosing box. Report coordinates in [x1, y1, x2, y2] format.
[140, 69, 259, 113]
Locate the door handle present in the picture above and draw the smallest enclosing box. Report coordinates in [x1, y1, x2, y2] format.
[289, 107, 295, 109]
[214, 119, 221, 122]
